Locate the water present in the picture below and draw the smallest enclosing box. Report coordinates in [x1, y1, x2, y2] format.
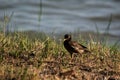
[0, 0, 120, 38]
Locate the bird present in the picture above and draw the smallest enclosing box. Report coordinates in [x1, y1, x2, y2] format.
[63, 34, 91, 58]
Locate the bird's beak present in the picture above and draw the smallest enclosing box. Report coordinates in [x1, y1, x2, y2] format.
[64, 39, 66, 41]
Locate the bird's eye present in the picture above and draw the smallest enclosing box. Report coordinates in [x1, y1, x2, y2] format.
[64, 34, 69, 38]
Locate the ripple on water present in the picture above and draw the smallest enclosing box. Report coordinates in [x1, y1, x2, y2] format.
[0, 0, 120, 38]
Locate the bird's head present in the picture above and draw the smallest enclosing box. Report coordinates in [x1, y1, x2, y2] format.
[64, 34, 71, 41]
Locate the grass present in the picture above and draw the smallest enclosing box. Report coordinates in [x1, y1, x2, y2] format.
[0, 31, 120, 80]
[0, 11, 120, 79]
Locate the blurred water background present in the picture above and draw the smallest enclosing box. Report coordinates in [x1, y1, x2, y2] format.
[0, 0, 120, 43]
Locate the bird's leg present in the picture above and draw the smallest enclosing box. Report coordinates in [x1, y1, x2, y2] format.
[80, 54, 84, 64]
[70, 53, 74, 63]
[70, 53, 73, 58]
[71, 53, 77, 63]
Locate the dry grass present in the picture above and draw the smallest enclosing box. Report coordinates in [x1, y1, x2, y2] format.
[0, 32, 120, 80]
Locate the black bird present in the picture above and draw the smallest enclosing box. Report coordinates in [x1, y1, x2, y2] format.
[63, 34, 90, 58]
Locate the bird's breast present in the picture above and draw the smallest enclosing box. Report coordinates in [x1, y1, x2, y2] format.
[64, 41, 78, 53]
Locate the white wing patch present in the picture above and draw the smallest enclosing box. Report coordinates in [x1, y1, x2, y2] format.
[75, 47, 84, 53]
[72, 46, 84, 53]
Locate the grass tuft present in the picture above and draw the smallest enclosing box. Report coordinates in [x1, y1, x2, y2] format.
[0, 31, 120, 80]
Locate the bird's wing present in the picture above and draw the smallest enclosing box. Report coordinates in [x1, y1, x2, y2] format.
[69, 41, 87, 49]
[69, 41, 90, 53]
